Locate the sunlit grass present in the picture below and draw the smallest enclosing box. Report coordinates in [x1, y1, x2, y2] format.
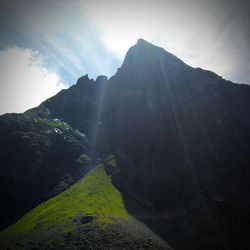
[0, 161, 129, 241]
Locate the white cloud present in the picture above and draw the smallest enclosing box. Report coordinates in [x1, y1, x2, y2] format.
[80, 0, 250, 84]
[0, 47, 67, 115]
[1, 0, 249, 86]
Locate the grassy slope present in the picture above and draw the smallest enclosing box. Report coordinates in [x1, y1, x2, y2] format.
[0, 158, 170, 249]
[0, 161, 127, 233]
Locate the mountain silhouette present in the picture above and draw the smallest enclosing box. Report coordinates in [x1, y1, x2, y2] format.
[0, 39, 250, 250]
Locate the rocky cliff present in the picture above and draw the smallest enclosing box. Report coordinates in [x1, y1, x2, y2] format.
[0, 39, 250, 250]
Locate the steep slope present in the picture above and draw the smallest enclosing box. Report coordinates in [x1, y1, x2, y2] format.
[0, 39, 250, 250]
[41, 75, 108, 133]
[0, 107, 90, 230]
[40, 74, 109, 157]
[105, 39, 250, 250]
[0, 75, 108, 230]
[0, 158, 171, 250]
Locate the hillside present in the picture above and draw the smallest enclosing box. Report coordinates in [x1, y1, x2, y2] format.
[0, 39, 250, 249]
[0, 158, 170, 250]
[0, 108, 89, 230]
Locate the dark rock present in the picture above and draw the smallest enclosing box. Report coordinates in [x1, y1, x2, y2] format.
[105, 40, 250, 250]
[0, 39, 250, 250]
[80, 215, 94, 224]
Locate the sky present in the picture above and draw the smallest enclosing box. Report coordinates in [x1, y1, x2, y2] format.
[0, 0, 249, 114]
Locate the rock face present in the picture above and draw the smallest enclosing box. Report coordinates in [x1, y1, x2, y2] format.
[41, 74, 108, 134]
[0, 39, 250, 249]
[106, 40, 250, 250]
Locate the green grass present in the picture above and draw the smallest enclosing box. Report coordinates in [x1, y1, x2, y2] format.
[0, 159, 169, 250]
[105, 154, 116, 167]
[0, 162, 129, 242]
[48, 119, 70, 130]
[76, 154, 91, 165]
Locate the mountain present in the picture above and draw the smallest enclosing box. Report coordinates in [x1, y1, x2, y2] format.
[0, 39, 250, 250]
[106, 39, 250, 249]
[0, 158, 170, 250]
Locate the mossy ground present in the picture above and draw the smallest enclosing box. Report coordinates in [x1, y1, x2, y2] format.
[0, 157, 170, 249]
[0, 160, 131, 248]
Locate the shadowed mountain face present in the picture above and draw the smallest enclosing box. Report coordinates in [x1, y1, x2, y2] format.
[106, 40, 250, 250]
[0, 39, 250, 250]
[0, 109, 90, 229]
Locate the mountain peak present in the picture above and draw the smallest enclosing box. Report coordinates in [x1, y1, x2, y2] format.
[118, 39, 184, 74]
[75, 74, 95, 89]
[76, 74, 91, 84]
[136, 38, 150, 46]
[134, 39, 158, 51]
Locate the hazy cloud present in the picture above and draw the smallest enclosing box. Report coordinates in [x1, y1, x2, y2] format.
[81, 0, 250, 83]
[0, 0, 120, 84]
[0, 47, 66, 114]
[0, 0, 249, 114]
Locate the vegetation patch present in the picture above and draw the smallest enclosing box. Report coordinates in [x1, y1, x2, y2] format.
[0, 163, 130, 248]
[76, 154, 91, 165]
[48, 119, 70, 130]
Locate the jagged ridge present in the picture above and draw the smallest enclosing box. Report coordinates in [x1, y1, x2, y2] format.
[0, 39, 250, 250]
